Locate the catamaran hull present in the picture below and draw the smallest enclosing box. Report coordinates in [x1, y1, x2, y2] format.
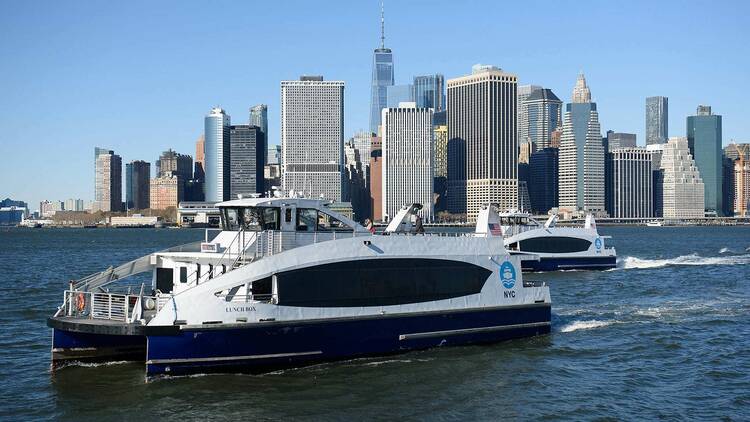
[48, 317, 146, 364]
[145, 304, 551, 376]
[521, 255, 617, 272]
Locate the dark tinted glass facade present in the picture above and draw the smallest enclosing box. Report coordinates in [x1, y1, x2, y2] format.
[275, 258, 492, 307]
[229, 125, 266, 197]
[528, 147, 558, 214]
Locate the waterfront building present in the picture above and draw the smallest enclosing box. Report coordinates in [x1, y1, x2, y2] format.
[558, 73, 605, 215]
[687, 105, 723, 215]
[94, 147, 122, 212]
[194, 135, 205, 181]
[64, 199, 85, 213]
[125, 160, 150, 210]
[156, 149, 192, 180]
[281, 76, 345, 201]
[249, 104, 268, 139]
[525, 88, 562, 150]
[229, 124, 265, 197]
[433, 125, 448, 178]
[40, 200, 57, 218]
[369, 4, 394, 134]
[646, 96, 669, 145]
[369, 136, 383, 220]
[150, 172, 184, 210]
[646, 144, 665, 217]
[735, 159, 750, 216]
[517, 85, 542, 147]
[204, 107, 231, 202]
[0, 198, 27, 208]
[447, 64, 518, 221]
[518, 162, 531, 212]
[413, 74, 445, 111]
[528, 147, 559, 214]
[660, 137, 704, 218]
[381, 103, 434, 222]
[386, 84, 413, 108]
[0, 206, 26, 225]
[606, 131, 637, 152]
[610, 148, 653, 218]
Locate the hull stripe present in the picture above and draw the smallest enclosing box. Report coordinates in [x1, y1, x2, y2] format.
[146, 350, 323, 365]
[398, 321, 551, 341]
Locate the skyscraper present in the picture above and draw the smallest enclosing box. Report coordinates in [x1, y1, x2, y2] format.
[369, 4, 394, 134]
[413, 74, 445, 111]
[381, 103, 434, 222]
[646, 96, 668, 145]
[204, 107, 231, 202]
[156, 149, 193, 180]
[386, 84, 413, 108]
[94, 147, 122, 212]
[229, 125, 265, 197]
[528, 147, 559, 214]
[660, 137, 704, 218]
[611, 148, 653, 218]
[150, 172, 184, 210]
[517, 85, 542, 149]
[735, 159, 750, 216]
[194, 135, 205, 181]
[281, 76, 345, 201]
[249, 104, 268, 140]
[605, 131, 637, 152]
[369, 136, 383, 220]
[687, 105, 723, 215]
[525, 88, 562, 150]
[126, 160, 151, 210]
[558, 73, 605, 214]
[448, 64, 518, 221]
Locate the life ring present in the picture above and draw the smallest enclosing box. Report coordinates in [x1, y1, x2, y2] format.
[76, 293, 86, 312]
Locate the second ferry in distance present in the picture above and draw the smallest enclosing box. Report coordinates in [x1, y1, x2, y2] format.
[475, 205, 617, 271]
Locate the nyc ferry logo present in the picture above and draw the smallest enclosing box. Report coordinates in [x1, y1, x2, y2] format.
[499, 261, 516, 289]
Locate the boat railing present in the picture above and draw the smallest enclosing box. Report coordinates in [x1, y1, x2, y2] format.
[61, 289, 156, 323]
[253, 230, 372, 259]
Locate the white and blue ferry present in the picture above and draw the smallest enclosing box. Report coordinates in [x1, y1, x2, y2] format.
[475, 206, 617, 271]
[48, 197, 551, 377]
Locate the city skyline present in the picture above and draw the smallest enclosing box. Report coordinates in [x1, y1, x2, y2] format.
[2, 1, 749, 208]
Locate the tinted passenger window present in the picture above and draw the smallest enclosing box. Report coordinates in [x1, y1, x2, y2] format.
[275, 259, 492, 307]
[519, 237, 591, 253]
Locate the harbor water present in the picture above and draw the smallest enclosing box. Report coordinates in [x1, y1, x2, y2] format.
[0, 226, 748, 420]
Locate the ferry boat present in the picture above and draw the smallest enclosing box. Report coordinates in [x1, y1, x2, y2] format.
[48, 197, 551, 377]
[475, 206, 616, 271]
[646, 220, 663, 227]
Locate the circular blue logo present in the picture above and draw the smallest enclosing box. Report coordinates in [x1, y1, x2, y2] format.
[595, 238, 602, 250]
[499, 261, 516, 289]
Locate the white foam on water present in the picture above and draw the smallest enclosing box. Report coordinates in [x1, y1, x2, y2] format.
[59, 360, 131, 368]
[560, 320, 612, 333]
[719, 247, 731, 254]
[616, 253, 750, 270]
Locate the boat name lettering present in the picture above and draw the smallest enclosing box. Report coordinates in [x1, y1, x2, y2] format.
[503, 290, 516, 298]
[225, 306, 257, 313]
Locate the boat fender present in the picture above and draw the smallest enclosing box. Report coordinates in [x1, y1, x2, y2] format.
[76, 293, 86, 312]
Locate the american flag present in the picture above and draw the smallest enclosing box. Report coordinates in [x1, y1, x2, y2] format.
[489, 223, 503, 236]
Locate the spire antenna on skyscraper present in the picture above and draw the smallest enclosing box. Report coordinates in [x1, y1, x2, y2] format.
[380, 2, 385, 49]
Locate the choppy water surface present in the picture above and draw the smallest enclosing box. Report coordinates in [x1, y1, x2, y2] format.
[0, 226, 748, 420]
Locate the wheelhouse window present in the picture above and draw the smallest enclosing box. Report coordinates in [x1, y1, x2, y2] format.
[296, 208, 317, 231]
[317, 212, 353, 232]
[221, 207, 280, 231]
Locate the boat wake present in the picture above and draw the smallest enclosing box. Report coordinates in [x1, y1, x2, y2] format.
[615, 253, 750, 270]
[559, 320, 612, 333]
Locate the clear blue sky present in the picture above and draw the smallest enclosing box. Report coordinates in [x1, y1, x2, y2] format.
[1, 0, 748, 210]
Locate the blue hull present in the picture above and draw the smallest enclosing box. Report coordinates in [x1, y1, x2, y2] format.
[521, 255, 617, 272]
[51, 328, 145, 363]
[146, 305, 551, 376]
